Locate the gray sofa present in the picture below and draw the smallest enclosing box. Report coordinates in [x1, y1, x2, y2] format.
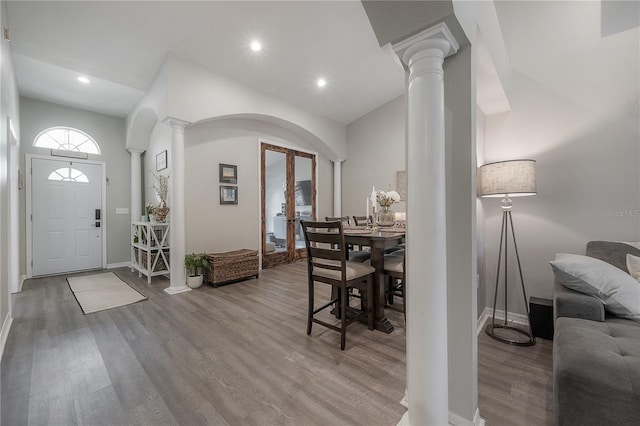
[553, 242, 640, 426]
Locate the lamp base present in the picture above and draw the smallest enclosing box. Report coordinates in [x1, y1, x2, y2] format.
[485, 323, 535, 346]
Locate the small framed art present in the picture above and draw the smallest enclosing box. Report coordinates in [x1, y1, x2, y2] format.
[219, 163, 237, 184]
[397, 170, 407, 201]
[220, 185, 238, 205]
[156, 150, 168, 171]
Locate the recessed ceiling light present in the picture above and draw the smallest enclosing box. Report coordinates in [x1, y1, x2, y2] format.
[317, 78, 326, 88]
[250, 40, 262, 52]
[77, 76, 90, 84]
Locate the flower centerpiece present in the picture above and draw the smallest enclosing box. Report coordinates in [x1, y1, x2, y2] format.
[375, 187, 401, 227]
[153, 173, 170, 222]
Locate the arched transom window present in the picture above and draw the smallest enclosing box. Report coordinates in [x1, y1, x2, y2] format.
[34, 127, 101, 154]
[47, 167, 89, 183]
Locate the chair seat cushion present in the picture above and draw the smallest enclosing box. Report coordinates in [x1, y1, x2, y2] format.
[349, 250, 371, 263]
[384, 254, 404, 273]
[313, 260, 375, 281]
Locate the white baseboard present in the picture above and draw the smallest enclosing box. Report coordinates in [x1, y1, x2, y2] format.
[477, 307, 529, 336]
[164, 286, 192, 295]
[474, 409, 486, 426]
[450, 408, 485, 426]
[396, 411, 409, 426]
[107, 261, 131, 269]
[1, 314, 13, 362]
[18, 274, 26, 292]
[398, 394, 484, 426]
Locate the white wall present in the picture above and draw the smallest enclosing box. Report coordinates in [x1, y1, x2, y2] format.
[126, 61, 165, 151]
[476, 108, 486, 314]
[481, 1, 640, 315]
[149, 119, 335, 257]
[444, 43, 478, 423]
[1, 0, 20, 353]
[19, 97, 131, 269]
[166, 56, 347, 161]
[143, 121, 171, 206]
[343, 95, 406, 217]
[185, 135, 261, 253]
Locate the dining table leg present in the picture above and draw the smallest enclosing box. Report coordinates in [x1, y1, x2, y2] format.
[368, 241, 395, 333]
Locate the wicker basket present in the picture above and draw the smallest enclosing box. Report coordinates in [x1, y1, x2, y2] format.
[204, 249, 259, 287]
[139, 249, 170, 272]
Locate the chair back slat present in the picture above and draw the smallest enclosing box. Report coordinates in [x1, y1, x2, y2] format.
[305, 231, 342, 245]
[309, 246, 342, 262]
[301, 220, 347, 275]
[325, 216, 350, 226]
[352, 215, 372, 226]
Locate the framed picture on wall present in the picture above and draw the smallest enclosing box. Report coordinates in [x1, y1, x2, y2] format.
[220, 185, 238, 205]
[219, 163, 237, 184]
[397, 170, 407, 201]
[156, 150, 168, 171]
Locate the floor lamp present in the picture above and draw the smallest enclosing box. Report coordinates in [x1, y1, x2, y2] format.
[479, 159, 536, 346]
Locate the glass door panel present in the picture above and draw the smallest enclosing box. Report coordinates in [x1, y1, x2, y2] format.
[263, 147, 289, 267]
[261, 143, 316, 268]
[292, 154, 315, 260]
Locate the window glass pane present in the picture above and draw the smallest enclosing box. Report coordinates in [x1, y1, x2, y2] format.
[34, 127, 101, 154]
[47, 167, 89, 183]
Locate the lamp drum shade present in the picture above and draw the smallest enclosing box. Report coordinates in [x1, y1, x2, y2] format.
[478, 159, 536, 197]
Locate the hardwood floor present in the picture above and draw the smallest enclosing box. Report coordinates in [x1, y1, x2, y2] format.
[478, 331, 554, 426]
[2, 262, 553, 425]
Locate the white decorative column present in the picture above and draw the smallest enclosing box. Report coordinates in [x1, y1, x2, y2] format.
[333, 159, 343, 217]
[393, 23, 459, 426]
[163, 118, 191, 295]
[128, 149, 144, 222]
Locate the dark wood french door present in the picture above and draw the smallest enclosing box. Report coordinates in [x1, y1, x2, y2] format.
[261, 143, 316, 268]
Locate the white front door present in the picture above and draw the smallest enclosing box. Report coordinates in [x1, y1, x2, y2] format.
[32, 158, 103, 276]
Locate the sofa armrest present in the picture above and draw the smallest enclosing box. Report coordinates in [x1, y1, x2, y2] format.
[553, 280, 605, 322]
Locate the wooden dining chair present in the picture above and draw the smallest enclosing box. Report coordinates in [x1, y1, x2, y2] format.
[352, 215, 372, 226]
[325, 216, 370, 262]
[325, 216, 350, 226]
[384, 249, 406, 319]
[301, 220, 375, 350]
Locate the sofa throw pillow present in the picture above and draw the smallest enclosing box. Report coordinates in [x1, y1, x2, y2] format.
[585, 241, 640, 273]
[627, 254, 640, 282]
[550, 253, 640, 322]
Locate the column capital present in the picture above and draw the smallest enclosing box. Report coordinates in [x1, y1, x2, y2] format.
[162, 117, 191, 129]
[332, 159, 344, 164]
[127, 148, 145, 155]
[392, 22, 459, 66]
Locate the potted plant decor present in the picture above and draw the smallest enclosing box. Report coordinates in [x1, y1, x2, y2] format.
[145, 203, 155, 222]
[184, 252, 211, 289]
[153, 173, 170, 222]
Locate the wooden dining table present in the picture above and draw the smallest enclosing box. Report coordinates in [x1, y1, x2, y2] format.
[343, 227, 405, 333]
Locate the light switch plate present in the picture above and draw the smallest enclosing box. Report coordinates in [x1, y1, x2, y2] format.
[115, 208, 129, 215]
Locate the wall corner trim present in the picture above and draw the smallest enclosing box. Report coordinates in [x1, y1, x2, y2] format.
[477, 307, 530, 336]
[449, 407, 485, 426]
[1, 314, 14, 362]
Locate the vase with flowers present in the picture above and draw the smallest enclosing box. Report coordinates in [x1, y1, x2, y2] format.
[145, 203, 156, 222]
[153, 173, 170, 222]
[375, 188, 401, 227]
